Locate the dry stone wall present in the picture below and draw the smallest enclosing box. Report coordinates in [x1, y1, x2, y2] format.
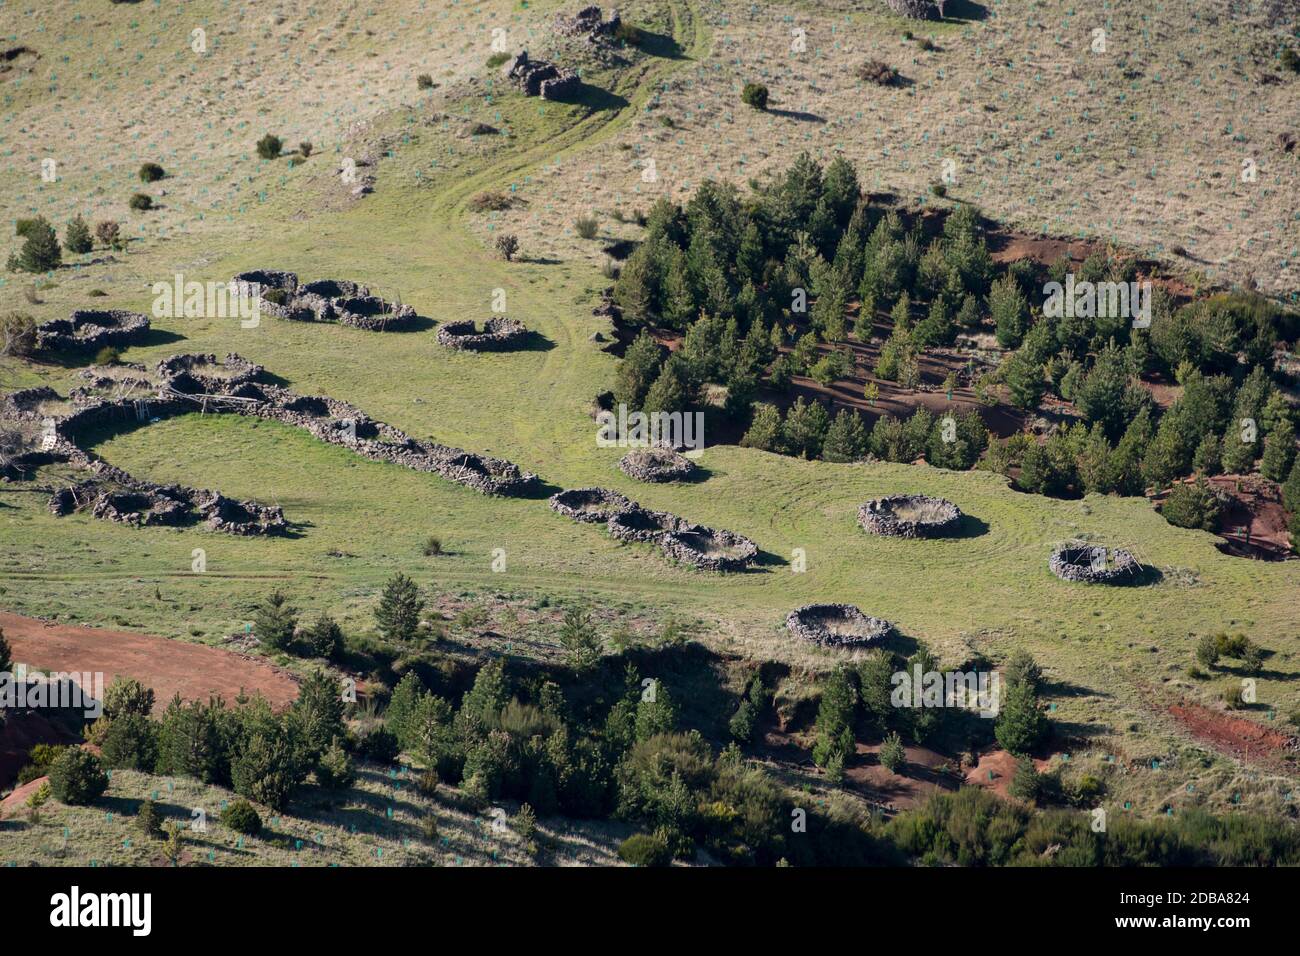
[786, 604, 895, 648]
[436, 318, 529, 351]
[35, 310, 150, 352]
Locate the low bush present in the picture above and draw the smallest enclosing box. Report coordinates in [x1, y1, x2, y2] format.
[138, 162, 165, 182]
[256, 134, 283, 160]
[741, 83, 769, 110]
[220, 799, 262, 835]
[618, 831, 673, 866]
[128, 193, 153, 212]
[48, 748, 109, 805]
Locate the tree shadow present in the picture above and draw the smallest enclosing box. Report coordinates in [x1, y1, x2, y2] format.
[517, 330, 555, 352]
[388, 314, 435, 333]
[766, 108, 826, 124]
[566, 83, 629, 114]
[635, 28, 687, 60]
[952, 514, 989, 538]
[940, 0, 990, 23]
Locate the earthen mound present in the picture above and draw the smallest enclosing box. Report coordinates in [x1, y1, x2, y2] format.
[858, 494, 963, 538]
[436, 318, 528, 351]
[618, 446, 697, 482]
[1049, 543, 1141, 583]
[786, 603, 894, 648]
[549, 487, 636, 523]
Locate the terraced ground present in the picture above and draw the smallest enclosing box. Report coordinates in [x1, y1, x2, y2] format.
[1, 0, 1298, 838]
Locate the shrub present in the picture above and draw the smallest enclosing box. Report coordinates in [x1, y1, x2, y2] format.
[128, 193, 153, 212]
[256, 134, 283, 160]
[1220, 681, 1246, 710]
[1002, 650, 1044, 693]
[64, 215, 93, 254]
[231, 728, 304, 811]
[220, 799, 262, 835]
[495, 234, 520, 261]
[137, 799, 164, 838]
[741, 83, 769, 110]
[513, 802, 537, 843]
[359, 725, 400, 764]
[138, 162, 165, 183]
[17, 743, 68, 785]
[421, 535, 443, 557]
[94, 346, 121, 366]
[0, 312, 37, 357]
[1008, 755, 1042, 803]
[930, 183, 947, 197]
[1282, 47, 1300, 74]
[856, 59, 899, 86]
[486, 52, 510, 69]
[417, 73, 434, 89]
[95, 220, 122, 249]
[254, 590, 297, 650]
[0, 626, 10, 673]
[879, 731, 906, 773]
[9, 216, 61, 273]
[47, 748, 109, 805]
[305, 613, 343, 659]
[575, 214, 599, 240]
[469, 191, 512, 212]
[298, 141, 313, 158]
[101, 713, 159, 771]
[1161, 477, 1222, 531]
[614, 21, 642, 46]
[104, 676, 156, 719]
[1195, 634, 1220, 667]
[618, 831, 673, 866]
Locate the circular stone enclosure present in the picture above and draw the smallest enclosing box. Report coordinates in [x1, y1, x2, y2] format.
[661, 527, 757, 572]
[607, 506, 691, 543]
[618, 446, 698, 483]
[436, 318, 528, 351]
[786, 604, 894, 648]
[549, 487, 636, 523]
[1049, 544, 1141, 584]
[858, 494, 963, 538]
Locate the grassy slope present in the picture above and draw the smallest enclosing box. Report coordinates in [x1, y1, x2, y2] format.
[0, 0, 1297, 830]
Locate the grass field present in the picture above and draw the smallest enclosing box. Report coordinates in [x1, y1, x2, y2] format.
[2, 0, 1299, 841]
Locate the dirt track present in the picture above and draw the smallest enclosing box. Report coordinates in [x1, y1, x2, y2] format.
[0, 611, 300, 709]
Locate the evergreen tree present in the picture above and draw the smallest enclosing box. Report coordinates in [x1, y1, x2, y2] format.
[812, 668, 856, 768]
[642, 354, 693, 415]
[735, 220, 766, 285]
[0, 626, 10, 674]
[613, 331, 665, 410]
[741, 403, 784, 452]
[386, 672, 425, 749]
[254, 590, 297, 651]
[1005, 322, 1053, 410]
[913, 294, 957, 347]
[1260, 418, 1296, 482]
[64, 215, 93, 255]
[11, 217, 61, 273]
[612, 246, 655, 321]
[994, 679, 1048, 755]
[782, 396, 831, 459]
[990, 275, 1030, 348]
[374, 573, 424, 643]
[822, 408, 870, 462]
[1283, 458, 1300, 513]
[290, 670, 346, 762]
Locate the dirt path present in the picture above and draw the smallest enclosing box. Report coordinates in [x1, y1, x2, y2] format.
[0, 611, 299, 708]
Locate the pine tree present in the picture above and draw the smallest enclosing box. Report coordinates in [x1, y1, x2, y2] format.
[782, 396, 831, 459]
[0, 626, 10, 674]
[741, 403, 784, 452]
[386, 672, 425, 748]
[913, 294, 956, 347]
[1260, 418, 1296, 482]
[1283, 458, 1300, 513]
[12, 217, 61, 273]
[613, 331, 665, 410]
[990, 275, 1029, 348]
[642, 355, 692, 415]
[375, 573, 424, 643]
[254, 591, 297, 650]
[64, 215, 93, 255]
[812, 667, 856, 768]
[290, 669, 346, 761]
[736, 220, 765, 285]
[994, 679, 1048, 755]
[612, 246, 655, 321]
[822, 408, 869, 462]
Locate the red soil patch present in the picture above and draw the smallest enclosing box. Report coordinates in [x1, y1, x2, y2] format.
[964, 749, 1054, 798]
[0, 777, 49, 818]
[1168, 702, 1296, 768]
[0, 611, 300, 711]
[988, 232, 1102, 268]
[1153, 474, 1294, 560]
[0, 710, 81, 793]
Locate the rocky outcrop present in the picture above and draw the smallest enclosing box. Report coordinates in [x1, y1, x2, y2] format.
[786, 603, 894, 648]
[231, 271, 416, 330]
[857, 494, 963, 538]
[436, 318, 529, 351]
[500, 50, 580, 100]
[618, 446, 697, 482]
[1049, 544, 1141, 583]
[548, 487, 635, 523]
[35, 310, 150, 352]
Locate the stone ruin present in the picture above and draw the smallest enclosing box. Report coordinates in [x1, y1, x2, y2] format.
[500, 50, 580, 100]
[436, 317, 529, 352]
[786, 603, 895, 649]
[35, 309, 150, 353]
[230, 270, 416, 330]
[618, 446, 698, 482]
[1049, 543, 1142, 584]
[885, 0, 940, 20]
[857, 494, 964, 538]
[548, 486, 635, 523]
[548, 485, 757, 571]
[17, 350, 540, 535]
[554, 6, 622, 42]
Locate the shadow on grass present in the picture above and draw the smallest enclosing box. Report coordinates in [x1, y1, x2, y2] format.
[767, 108, 826, 124]
[635, 28, 687, 60]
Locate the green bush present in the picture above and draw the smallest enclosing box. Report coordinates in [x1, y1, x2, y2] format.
[575, 214, 599, 240]
[254, 590, 297, 650]
[315, 737, 356, 790]
[417, 73, 434, 89]
[220, 799, 262, 835]
[128, 193, 153, 212]
[741, 83, 769, 110]
[104, 676, 156, 718]
[47, 748, 109, 806]
[1161, 478, 1221, 531]
[17, 743, 68, 785]
[100, 713, 159, 771]
[359, 725, 400, 764]
[305, 613, 343, 659]
[618, 831, 673, 866]
[879, 731, 906, 773]
[138, 162, 165, 183]
[298, 141, 313, 158]
[486, 52, 509, 69]
[0, 312, 37, 357]
[256, 134, 283, 160]
[137, 799, 164, 838]
[64, 215, 93, 254]
[231, 727, 304, 811]
[9, 217, 61, 273]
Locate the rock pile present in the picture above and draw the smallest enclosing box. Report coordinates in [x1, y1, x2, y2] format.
[858, 494, 964, 538]
[584, 500, 757, 571]
[49, 476, 285, 535]
[1049, 543, 1141, 584]
[618, 446, 698, 482]
[35, 310, 150, 352]
[554, 6, 622, 42]
[231, 270, 416, 330]
[500, 50, 580, 100]
[436, 317, 529, 351]
[786, 603, 894, 648]
[885, 0, 939, 20]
